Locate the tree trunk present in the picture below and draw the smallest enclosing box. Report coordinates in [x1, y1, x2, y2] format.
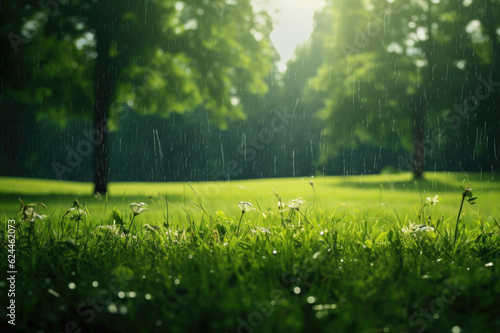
[93, 33, 116, 194]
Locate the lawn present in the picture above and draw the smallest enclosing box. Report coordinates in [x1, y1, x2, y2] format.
[1, 172, 499, 333]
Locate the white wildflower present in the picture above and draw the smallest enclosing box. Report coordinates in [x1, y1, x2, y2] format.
[426, 195, 440, 205]
[402, 221, 435, 236]
[287, 197, 304, 210]
[415, 225, 435, 233]
[130, 202, 149, 215]
[238, 201, 255, 213]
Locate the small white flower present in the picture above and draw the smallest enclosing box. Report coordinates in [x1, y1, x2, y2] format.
[402, 222, 435, 234]
[426, 195, 440, 205]
[238, 201, 255, 213]
[68, 207, 86, 220]
[130, 202, 149, 215]
[287, 197, 304, 210]
[96, 221, 118, 234]
[415, 225, 435, 233]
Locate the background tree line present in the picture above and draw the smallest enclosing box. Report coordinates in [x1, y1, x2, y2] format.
[1, 0, 499, 191]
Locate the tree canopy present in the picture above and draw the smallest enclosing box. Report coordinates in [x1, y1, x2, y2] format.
[306, 0, 500, 178]
[2, 0, 274, 192]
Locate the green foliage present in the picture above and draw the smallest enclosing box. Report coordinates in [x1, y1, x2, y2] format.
[1, 174, 499, 332]
[3, 0, 273, 127]
[301, 0, 500, 173]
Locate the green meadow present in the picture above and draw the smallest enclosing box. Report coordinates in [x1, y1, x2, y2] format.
[1, 172, 499, 332]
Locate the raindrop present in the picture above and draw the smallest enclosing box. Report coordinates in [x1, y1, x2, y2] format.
[107, 303, 118, 314]
[68, 282, 76, 290]
[119, 305, 128, 315]
[48, 288, 60, 298]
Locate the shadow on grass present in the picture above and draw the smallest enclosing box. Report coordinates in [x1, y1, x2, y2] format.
[331, 174, 499, 193]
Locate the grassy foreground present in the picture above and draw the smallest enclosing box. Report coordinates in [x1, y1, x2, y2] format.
[0, 173, 499, 333]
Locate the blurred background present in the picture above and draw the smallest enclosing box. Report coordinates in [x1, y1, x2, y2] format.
[1, 0, 499, 189]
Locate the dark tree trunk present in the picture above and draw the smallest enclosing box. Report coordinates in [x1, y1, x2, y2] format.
[93, 32, 117, 194]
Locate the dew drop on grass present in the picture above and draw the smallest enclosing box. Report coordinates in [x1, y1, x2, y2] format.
[118, 291, 125, 298]
[273, 250, 277, 255]
[174, 278, 180, 285]
[92, 281, 99, 287]
[307, 296, 316, 304]
[48, 288, 60, 298]
[128, 291, 136, 298]
[145, 293, 152, 300]
[119, 305, 128, 315]
[293, 287, 301, 294]
[107, 303, 118, 314]
[68, 282, 76, 290]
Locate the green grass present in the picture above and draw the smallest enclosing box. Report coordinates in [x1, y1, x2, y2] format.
[1, 172, 499, 333]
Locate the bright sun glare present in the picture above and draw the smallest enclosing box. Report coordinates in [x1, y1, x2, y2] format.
[253, 0, 326, 72]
